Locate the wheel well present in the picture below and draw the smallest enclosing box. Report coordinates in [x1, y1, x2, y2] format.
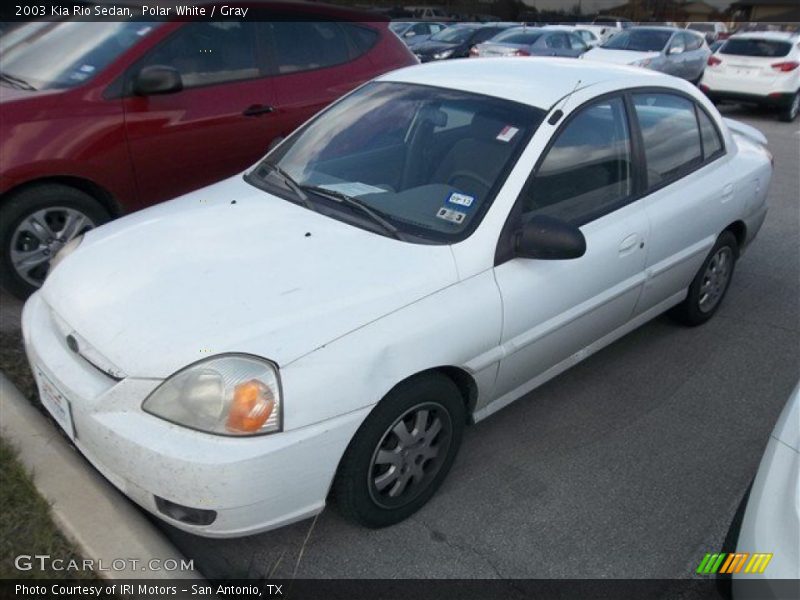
[397, 366, 478, 423]
[723, 220, 746, 255]
[2, 176, 122, 217]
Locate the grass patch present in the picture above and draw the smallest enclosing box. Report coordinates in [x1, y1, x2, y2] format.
[0, 330, 37, 406]
[0, 438, 97, 579]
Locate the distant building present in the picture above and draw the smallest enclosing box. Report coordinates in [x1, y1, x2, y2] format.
[729, 0, 800, 21]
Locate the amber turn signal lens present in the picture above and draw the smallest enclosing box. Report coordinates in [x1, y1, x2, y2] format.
[226, 379, 275, 433]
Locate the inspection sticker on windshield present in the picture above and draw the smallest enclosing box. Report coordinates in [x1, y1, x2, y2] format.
[436, 207, 466, 224]
[446, 192, 475, 208]
[496, 125, 519, 142]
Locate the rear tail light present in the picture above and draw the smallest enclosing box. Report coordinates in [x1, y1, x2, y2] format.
[469, 46, 479, 57]
[771, 61, 799, 72]
[707, 56, 722, 66]
[514, 49, 531, 57]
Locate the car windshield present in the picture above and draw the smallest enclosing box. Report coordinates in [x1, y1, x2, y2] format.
[687, 23, 714, 32]
[602, 29, 673, 52]
[247, 82, 544, 243]
[390, 22, 412, 34]
[0, 21, 157, 90]
[430, 26, 476, 43]
[720, 38, 791, 57]
[492, 29, 543, 45]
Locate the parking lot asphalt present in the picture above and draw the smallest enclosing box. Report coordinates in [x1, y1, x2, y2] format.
[1, 106, 797, 582]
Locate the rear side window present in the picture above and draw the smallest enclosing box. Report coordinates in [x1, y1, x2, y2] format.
[685, 33, 703, 50]
[546, 33, 569, 49]
[523, 97, 633, 225]
[633, 93, 703, 187]
[343, 24, 379, 55]
[270, 22, 352, 74]
[140, 22, 259, 88]
[697, 109, 723, 159]
[721, 39, 791, 57]
[568, 33, 587, 50]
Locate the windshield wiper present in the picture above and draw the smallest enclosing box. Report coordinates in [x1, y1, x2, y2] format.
[247, 163, 315, 211]
[0, 72, 37, 91]
[303, 185, 405, 241]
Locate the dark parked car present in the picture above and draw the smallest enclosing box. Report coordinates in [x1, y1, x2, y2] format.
[412, 23, 516, 62]
[472, 27, 589, 58]
[0, 4, 416, 297]
[390, 21, 447, 47]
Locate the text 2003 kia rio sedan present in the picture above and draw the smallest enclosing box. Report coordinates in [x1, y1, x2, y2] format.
[24, 59, 772, 537]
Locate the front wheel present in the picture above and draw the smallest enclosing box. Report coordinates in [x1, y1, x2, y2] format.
[778, 90, 799, 122]
[332, 374, 465, 528]
[669, 231, 738, 327]
[0, 184, 110, 298]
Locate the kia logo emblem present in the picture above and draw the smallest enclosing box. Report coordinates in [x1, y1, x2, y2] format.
[66, 335, 79, 354]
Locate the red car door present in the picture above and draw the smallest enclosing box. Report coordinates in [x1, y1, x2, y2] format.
[121, 22, 278, 206]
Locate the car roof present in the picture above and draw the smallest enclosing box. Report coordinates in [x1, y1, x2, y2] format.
[380, 57, 670, 110]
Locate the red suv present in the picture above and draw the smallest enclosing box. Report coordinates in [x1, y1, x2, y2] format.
[0, 6, 415, 297]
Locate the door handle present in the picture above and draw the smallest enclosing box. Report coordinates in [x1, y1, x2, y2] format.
[619, 233, 640, 255]
[243, 104, 274, 117]
[721, 183, 734, 201]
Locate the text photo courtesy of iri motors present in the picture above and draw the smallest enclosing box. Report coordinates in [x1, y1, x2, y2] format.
[0, 1, 798, 599]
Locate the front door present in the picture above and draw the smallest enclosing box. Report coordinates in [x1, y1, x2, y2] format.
[493, 96, 650, 399]
[122, 21, 277, 206]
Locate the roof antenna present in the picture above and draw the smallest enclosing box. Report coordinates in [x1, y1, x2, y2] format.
[547, 78, 581, 125]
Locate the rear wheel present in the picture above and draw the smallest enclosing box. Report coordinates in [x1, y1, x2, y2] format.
[332, 373, 465, 528]
[778, 90, 799, 122]
[0, 184, 110, 298]
[669, 231, 738, 327]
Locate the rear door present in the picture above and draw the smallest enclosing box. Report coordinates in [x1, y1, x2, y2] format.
[492, 95, 649, 398]
[265, 22, 378, 142]
[630, 91, 733, 315]
[121, 22, 277, 205]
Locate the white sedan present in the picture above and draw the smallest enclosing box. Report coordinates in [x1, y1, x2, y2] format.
[700, 31, 800, 122]
[24, 59, 772, 537]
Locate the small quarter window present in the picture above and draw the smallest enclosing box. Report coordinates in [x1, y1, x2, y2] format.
[697, 109, 723, 159]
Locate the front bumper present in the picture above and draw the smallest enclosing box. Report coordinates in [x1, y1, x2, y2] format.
[22, 292, 369, 537]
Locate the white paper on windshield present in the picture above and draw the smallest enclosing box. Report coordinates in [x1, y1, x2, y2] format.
[319, 182, 387, 197]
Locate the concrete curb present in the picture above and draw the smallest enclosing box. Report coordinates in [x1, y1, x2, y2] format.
[0, 372, 203, 581]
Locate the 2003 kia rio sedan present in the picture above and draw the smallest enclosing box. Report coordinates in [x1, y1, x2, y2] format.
[23, 59, 772, 537]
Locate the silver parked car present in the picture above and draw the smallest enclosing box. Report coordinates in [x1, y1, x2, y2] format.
[472, 27, 588, 58]
[583, 26, 711, 83]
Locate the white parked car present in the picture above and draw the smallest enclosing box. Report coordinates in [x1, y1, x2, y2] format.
[734, 383, 800, 589]
[23, 59, 773, 537]
[700, 32, 800, 122]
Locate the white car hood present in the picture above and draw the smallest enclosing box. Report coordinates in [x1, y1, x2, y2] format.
[42, 176, 458, 378]
[584, 47, 660, 65]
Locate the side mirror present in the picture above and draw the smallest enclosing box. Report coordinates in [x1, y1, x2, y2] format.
[133, 65, 183, 96]
[515, 215, 586, 260]
[668, 44, 685, 55]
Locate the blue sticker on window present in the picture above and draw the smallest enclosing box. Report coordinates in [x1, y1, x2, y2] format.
[446, 192, 475, 209]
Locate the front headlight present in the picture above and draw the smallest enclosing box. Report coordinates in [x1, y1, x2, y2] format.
[433, 49, 454, 59]
[143, 355, 282, 436]
[48, 234, 83, 276]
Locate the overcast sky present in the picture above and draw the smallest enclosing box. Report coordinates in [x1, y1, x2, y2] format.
[523, 0, 734, 12]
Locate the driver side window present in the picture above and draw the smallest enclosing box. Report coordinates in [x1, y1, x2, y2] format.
[522, 96, 633, 225]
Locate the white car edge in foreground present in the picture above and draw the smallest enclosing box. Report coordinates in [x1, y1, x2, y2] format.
[733, 383, 800, 590]
[23, 59, 773, 537]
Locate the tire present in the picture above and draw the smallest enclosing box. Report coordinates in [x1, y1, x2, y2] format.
[332, 373, 465, 528]
[669, 231, 738, 327]
[778, 90, 799, 122]
[0, 184, 110, 298]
